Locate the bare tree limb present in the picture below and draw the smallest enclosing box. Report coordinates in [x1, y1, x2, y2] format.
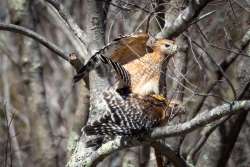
[172, 35, 188, 101]
[156, 0, 213, 39]
[44, 0, 88, 54]
[0, 23, 68, 60]
[151, 100, 250, 138]
[68, 138, 188, 167]
[169, 34, 189, 157]
[68, 100, 250, 167]
[0, 23, 86, 72]
[191, 28, 250, 118]
[215, 56, 250, 166]
[161, 35, 188, 163]
[37, 0, 87, 58]
[151, 142, 188, 167]
[186, 115, 231, 165]
[186, 36, 250, 165]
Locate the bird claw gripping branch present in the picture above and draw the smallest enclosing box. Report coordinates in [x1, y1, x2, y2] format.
[83, 90, 185, 149]
[74, 33, 180, 149]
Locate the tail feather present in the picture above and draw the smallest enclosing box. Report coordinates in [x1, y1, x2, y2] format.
[84, 121, 130, 136]
[83, 91, 157, 138]
[73, 54, 101, 82]
[85, 136, 104, 150]
[73, 73, 86, 83]
[73, 53, 131, 86]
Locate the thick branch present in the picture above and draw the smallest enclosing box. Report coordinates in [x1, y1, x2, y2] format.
[151, 142, 188, 167]
[69, 139, 188, 167]
[69, 100, 250, 167]
[0, 23, 86, 72]
[156, 0, 213, 39]
[151, 100, 250, 138]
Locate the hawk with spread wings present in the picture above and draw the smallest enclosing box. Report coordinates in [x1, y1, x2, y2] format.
[73, 33, 183, 149]
[73, 33, 177, 96]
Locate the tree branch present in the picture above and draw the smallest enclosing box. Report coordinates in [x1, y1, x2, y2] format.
[37, 0, 87, 58]
[151, 142, 188, 167]
[68, 100, 250, 167]
[0, 23, 86, 72]
[151, 100, 249, 138]
[186, 40, 250, 165]
[0, 23, 68, 61]
[44, 0, 88, 53]
[186, 115, 231, 165]
[190, 28, 250, 118]
[156, 0, 213, 39]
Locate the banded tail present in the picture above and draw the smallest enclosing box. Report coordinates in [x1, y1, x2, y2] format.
[84, 91, 158, 137]
[73, 53, 131, 86]
[83, 90, 185, 149]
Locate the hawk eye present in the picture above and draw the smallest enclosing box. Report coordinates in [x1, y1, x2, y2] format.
[165, 44, 170, 48]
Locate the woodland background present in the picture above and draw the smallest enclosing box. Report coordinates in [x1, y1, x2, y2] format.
[0, 0, 250, 167]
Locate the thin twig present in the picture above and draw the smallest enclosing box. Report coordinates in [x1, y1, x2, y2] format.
[227, 0, 237, 19]
[190, 29, 250, 118]
[187, 35, 202, 69]
[233, 0, 250, 13]
[41, 1, 87, 57]
[209, 43, 250, 57]
[118, 0, 151, 13]
[189, 37, 237, 100]
[2, 56, 23, 167]
[189, 10, 216, 25]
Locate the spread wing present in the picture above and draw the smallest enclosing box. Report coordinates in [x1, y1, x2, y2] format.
[109, 33, 149, 65]
[73, 32, 149, 84]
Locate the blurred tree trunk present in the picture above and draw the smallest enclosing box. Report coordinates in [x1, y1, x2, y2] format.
[2, 54, 23, 167]
[8, 0, 56, 166]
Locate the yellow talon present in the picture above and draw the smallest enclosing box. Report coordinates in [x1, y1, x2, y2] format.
[150, 94, 184, 110]
[150, 94, 171, 105]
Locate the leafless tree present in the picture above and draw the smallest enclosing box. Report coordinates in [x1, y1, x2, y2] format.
[0, 0, 250, 167]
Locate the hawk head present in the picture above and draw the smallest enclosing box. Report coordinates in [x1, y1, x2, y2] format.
[153, 39, 178, 56]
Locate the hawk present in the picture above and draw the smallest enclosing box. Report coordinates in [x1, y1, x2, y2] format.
[73, 33, 177, 95]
